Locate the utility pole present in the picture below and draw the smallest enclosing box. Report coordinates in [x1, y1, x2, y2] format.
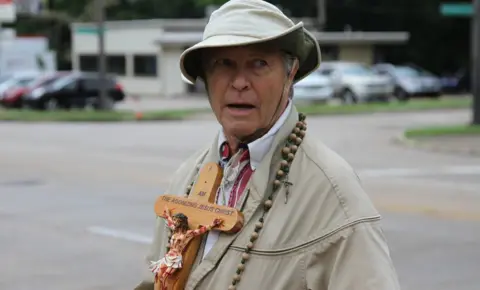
[317, 0, 327, 30]
[96, 0, 109, 110]
[473, 0, 480, 125]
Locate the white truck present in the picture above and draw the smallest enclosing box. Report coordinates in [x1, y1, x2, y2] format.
[0, 29, 56, 76]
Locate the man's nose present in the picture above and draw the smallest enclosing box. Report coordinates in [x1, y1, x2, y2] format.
[231, 71, 250, 91]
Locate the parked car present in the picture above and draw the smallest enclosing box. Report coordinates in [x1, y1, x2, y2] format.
[293, 71, 334, 103]
[440, 67, 470, 94]
[1, 72, 69, 108]
[23, 72, 126, 110]
[0, 72, 41, 107]
[372, 63, 443, 101]
[317, 61, 394, 103]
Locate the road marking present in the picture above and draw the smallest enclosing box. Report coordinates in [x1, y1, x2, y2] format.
[87, 226, 152, 244]
[377, 204, 480, 221]
[358, 165, 480, 178]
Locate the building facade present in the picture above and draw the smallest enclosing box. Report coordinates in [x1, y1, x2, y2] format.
[71, 19, 409, 98]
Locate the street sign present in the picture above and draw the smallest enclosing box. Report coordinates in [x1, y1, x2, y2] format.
[75, 27, 107, 34]
[0, 0, 16, 22]
[440, 3, 473, 16]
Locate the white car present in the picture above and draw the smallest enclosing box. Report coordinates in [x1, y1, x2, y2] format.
[293, 72, 333, 103]
[317, 61, 394, 103]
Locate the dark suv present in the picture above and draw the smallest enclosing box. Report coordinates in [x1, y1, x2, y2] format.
[23, 72, 126, 110]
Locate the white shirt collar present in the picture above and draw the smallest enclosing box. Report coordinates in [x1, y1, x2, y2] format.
[217, 101, 292, 170]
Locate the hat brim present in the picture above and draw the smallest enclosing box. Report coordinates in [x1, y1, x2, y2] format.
[180, 22, 321, 85]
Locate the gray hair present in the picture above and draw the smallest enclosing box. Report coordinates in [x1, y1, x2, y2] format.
[283, 52, 296, 99]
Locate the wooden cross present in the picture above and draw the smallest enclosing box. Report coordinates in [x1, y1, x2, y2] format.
[153, 162, 244, 290]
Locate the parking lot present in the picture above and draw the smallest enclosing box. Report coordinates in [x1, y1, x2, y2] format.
[1, 109, 479, 290]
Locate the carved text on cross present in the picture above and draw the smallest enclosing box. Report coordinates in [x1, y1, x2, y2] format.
[154, 194, 243, 233]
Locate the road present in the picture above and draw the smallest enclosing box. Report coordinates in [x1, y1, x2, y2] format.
[1, 109, 479, 290]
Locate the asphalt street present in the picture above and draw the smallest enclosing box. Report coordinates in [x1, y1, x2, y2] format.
[1, 108, 479, 290]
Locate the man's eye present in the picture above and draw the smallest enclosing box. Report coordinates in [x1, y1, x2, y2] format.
[253, 60, 268, 68]
[214, 59, 234, 67]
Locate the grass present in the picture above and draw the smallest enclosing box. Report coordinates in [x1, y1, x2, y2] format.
[0, 97, 472, 122]
[405, 124, 480, 138]
[297, 97, 471, 116]
[0, 108, 208, 122]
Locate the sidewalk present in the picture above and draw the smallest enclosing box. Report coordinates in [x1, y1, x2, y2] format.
[399, 135, 480, 156]
[116, 95, 211, 111]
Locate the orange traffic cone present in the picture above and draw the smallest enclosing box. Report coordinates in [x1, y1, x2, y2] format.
[132, 95, 143, 120]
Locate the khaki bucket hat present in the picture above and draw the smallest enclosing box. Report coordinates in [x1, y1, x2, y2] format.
[179, 0, 321, 85]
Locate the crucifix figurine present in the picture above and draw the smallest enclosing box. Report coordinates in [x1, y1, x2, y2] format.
[150, 206, 224, 289]
[151, 162, 244, 290]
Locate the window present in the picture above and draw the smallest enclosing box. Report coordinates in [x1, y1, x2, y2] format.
[52, 75, 76, 90]
[82, 76, 116, 91]
[318, 68, 334, 76]
[17, 77, 35, 86]
[83, 78, 100, 90]
[107, 55, 126, 75]
[64, 80, 78, 90]
[79, 55, 98, 72]
[134, 55, 157, 77]
[375, 69, 390, 76]
[339, 65, 376, 76]
[79, 55, 126, 75]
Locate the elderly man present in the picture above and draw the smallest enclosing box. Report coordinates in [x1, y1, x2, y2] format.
[134, 0, 401, 289]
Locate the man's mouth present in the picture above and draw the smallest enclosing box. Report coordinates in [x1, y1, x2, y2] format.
[226, 103, 255, 109]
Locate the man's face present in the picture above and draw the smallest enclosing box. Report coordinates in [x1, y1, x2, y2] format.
[202, 44, 297, 141]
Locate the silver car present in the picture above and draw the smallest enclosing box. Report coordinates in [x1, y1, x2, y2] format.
[372, 63, 443, 101]
[293, 71, 334, 103]
[317, 61, 394, 104]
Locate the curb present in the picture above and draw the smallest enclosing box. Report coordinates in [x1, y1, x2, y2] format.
[392, 134, 480, 157]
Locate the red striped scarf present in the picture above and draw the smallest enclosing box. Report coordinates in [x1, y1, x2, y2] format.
[217, 142, 254, 208]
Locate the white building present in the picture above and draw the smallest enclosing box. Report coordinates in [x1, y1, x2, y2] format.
[71, 19, 409, 98]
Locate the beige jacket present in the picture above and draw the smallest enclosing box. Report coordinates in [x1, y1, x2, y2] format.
[134, 106, 400, 290]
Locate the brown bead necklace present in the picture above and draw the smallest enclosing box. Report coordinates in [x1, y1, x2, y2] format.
[168, 112, 307, 289]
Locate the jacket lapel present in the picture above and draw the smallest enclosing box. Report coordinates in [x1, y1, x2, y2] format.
[186, 106, 300, 290]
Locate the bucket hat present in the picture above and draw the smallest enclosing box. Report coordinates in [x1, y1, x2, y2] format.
[179, 0, 321, 85]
